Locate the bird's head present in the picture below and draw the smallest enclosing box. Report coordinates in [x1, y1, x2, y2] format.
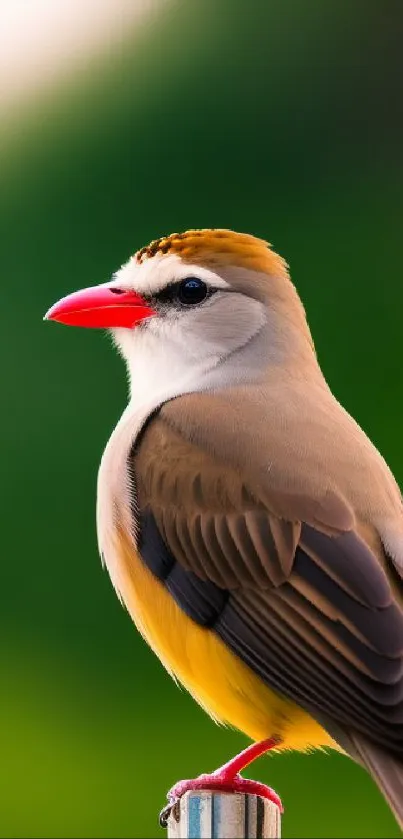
[45, 229, 317, 401]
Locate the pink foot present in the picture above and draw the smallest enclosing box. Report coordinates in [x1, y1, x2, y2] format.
[159, 738, 283, 827]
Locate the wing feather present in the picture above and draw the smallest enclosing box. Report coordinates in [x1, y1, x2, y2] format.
[131, 403, 403, 757]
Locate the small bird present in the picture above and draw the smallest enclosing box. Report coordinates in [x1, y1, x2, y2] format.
[46, 229, 403, 829]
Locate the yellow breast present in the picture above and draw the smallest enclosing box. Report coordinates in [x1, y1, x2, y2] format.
[113, 526, 338, 754]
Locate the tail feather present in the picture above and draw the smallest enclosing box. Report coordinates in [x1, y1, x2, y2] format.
[350, 733, 403, 831]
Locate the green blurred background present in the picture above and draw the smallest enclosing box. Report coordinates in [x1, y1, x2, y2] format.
[1, 0, 403, 836]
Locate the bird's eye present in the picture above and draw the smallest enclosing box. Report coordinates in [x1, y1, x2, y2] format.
[177, 277, 208, 305]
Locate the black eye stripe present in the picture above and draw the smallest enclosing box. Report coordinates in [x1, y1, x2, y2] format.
[178, 277, 208, 305]
[155, 277, 212, 306]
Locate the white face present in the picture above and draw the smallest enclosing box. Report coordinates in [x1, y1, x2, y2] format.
[110, 252, 267, 405]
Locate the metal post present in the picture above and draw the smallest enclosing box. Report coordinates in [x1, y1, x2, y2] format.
[166, 790, 281, 839]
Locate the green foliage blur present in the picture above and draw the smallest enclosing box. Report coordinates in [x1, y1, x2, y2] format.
[1, 1, 403, 836]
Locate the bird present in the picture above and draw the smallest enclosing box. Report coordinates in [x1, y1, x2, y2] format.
[45, 228, 403, 829]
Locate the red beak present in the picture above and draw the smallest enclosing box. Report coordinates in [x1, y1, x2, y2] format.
[44, 283, 156, 329]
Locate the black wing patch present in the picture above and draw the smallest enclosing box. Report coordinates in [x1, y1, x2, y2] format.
[139, 509, 228, 626]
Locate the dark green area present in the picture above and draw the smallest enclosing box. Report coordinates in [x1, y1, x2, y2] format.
[1, 0, 403, 835]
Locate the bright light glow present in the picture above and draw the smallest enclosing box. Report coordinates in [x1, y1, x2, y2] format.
[0, 0, 165, 112]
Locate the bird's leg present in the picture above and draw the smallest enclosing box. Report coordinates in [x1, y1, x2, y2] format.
[159, 737, 283, 827]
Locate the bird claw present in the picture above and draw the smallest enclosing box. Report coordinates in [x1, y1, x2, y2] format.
[158, 739, 283, 828]
[159, 801, 178, 829]
[159, 772, 283, 827]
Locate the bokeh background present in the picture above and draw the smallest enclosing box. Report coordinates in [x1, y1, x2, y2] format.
[1, 0, 403, 836]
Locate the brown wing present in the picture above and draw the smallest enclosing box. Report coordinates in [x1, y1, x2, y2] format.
[131, 404, 403, 756]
